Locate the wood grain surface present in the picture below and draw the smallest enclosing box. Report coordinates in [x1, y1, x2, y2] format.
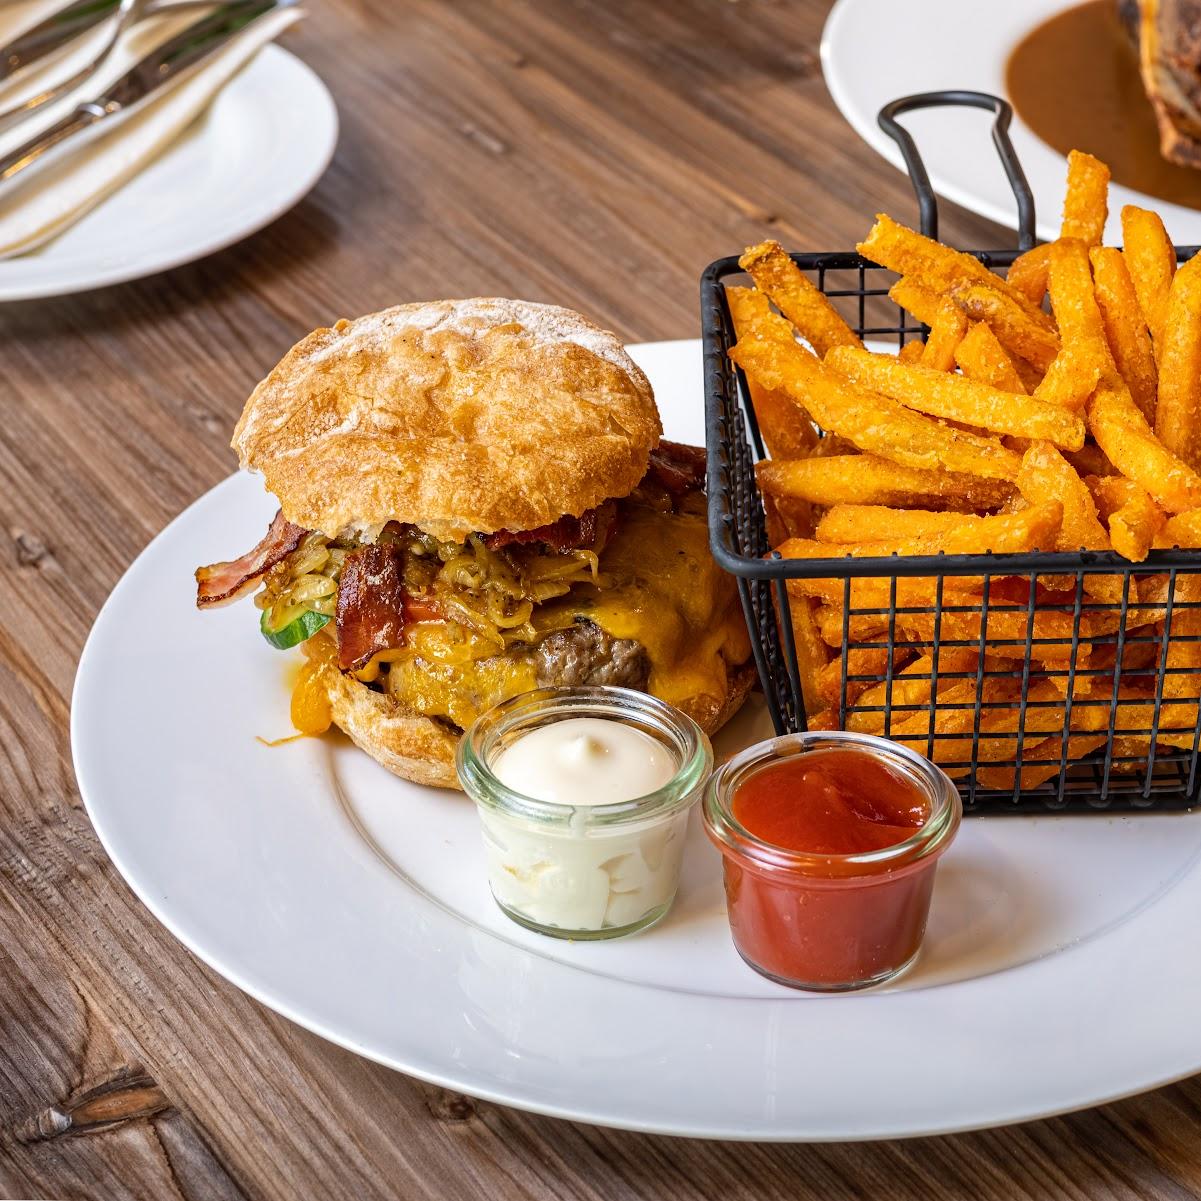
[2, 2, 1198, 1198]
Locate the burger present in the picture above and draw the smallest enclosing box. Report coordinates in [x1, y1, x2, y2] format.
[195, 298, 753, 787]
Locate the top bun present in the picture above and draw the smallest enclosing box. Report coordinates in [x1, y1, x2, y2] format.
[232, 298, 661, 541]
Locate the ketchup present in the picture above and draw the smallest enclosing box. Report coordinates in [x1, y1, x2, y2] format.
[732, 750, 929, 856]
[705, 741, 959, 992]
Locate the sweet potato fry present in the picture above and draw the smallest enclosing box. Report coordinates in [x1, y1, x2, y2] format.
[815, 505, 989, 544]
[1164, 575, 1201, 702]
[1078, 691, 1201, 737]
[811, 601, 847, 649]
[1109, 493, 1166, 562]
[1121, 205, 1175, 348]
[790, 571, 945, 614]
[971, 677, 1113, 763]
[941, 606, 1102, 662]
[802, 569, 922, 614]
[807, 587, 1090, 661]
[756, 455, 1013, 512]
[898, 339, 925, 363]
[811, 599, 896, 648]
[1123, 572, 1197, 626]
[785, 591, 830, 716]
[920, 300, 969, 371]
[827, 345, 1086, 449]
[1088, 376, 1201, 513]
[1154, 508, 1201, 549]
[1004, 243, 1053, 307]
[725, 286, 819, 460]
[1090, 246, 1158, 424]
[857, 214, 1055, 334]
[730, 310, 1022, 480]
[1060, 149, 1109, 244]
[1089, 474, 1149, 520]
[1033, 344, 1103, 413]
[1153, 254, 1201, 467]
[951, 282, 1060, 372]
[953, 321, 1027, 393]
[975, 736, 1108, 791]
[781, 503, 1062, 559]
[815, 647, 909, 709]
[888, 676, 1026, 764]
[787, 569, 953, 615]
[1089, 476, 1165, 561]
[1104, 653, 1201, 725]
[889, 276, 944, 327]
[845, 649, 978, 735]
[1016, 441, 1120, 597]
[738, 240, 861, 356]
[1110, 733, 1200, 765]
[1048, 238, 1113, 378]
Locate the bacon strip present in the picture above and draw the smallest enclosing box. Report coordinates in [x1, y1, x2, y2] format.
[335, 544, 410, 671]
[485, 508, 600, 553]
[484, 445, 706, 551]
[646, 440, 707, 497]
[195, 510, 306, 608]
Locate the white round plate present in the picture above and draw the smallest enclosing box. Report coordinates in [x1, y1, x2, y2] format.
[73, 339, 1201, 1140]
[822, 0, 1201, 247]
[0, 45, 336, 301]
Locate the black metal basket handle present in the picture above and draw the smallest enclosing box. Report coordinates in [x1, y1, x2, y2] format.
[877, 91, 1036, 251]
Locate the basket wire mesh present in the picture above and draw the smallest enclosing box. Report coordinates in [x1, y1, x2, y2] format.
[702, 91, 1201, 813]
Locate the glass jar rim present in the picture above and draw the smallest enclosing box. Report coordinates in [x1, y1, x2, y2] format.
[456, 685, 713, 825]
[703, 730, 961, 872]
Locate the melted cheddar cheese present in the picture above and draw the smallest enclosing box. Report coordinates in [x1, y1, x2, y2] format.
[545, 505, 750, 712]
[384, 653, 539, 731]
[289, 503, 750, 733]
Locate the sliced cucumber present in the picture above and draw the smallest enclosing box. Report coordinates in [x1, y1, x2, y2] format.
[260, 607, 331, 650]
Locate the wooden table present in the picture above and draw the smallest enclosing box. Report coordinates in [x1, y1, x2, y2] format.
[3, 2, 1198, 1197]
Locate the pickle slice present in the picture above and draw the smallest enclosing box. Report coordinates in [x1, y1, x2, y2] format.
[259, 607, 331, 650]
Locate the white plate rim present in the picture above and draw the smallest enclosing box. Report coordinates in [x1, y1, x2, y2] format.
[0, 43, 337, 301]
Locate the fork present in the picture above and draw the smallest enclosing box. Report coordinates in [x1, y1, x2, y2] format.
[0, 0, 224, 133]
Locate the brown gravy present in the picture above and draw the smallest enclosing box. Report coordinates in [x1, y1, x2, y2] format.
[1006, 0, 1201, 210]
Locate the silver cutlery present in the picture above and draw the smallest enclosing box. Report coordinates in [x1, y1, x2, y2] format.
[0, 0, 122, 81]
[0, 0, 293, 189]
[0, 0, 236, 133]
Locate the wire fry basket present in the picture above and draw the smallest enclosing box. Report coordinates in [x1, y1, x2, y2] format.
[702, 91, 1201, 814]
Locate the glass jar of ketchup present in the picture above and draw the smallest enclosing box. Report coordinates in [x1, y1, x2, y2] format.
[703, 732, 961, 992]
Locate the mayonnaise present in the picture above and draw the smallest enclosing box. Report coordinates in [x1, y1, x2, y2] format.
[459, 691, 712, 940]
[491, 718, 677, 804]
[476, 717, 694, 935]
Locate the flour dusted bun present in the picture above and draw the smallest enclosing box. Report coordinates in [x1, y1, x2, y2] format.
[232, 298, 661, 542]
[313, 655, 757, 790]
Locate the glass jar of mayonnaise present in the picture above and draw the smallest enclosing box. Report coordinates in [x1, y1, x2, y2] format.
[457, 686, 712, 940]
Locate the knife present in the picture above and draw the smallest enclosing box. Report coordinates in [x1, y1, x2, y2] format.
[0, 0, 292, 188]
[0, 0, 123, 81]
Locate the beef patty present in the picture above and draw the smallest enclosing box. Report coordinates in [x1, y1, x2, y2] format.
[534, 619, 650, 691]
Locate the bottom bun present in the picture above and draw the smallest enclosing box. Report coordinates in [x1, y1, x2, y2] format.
[673, 664, 757, 741]
[314, 659, 757, 790]
[319, 661, 461, 788]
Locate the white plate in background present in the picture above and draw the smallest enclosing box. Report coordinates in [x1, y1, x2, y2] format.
[72, 340, 1201, 1139]
[0, 45, 336, 301]
[821, 0, 1201, 247]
